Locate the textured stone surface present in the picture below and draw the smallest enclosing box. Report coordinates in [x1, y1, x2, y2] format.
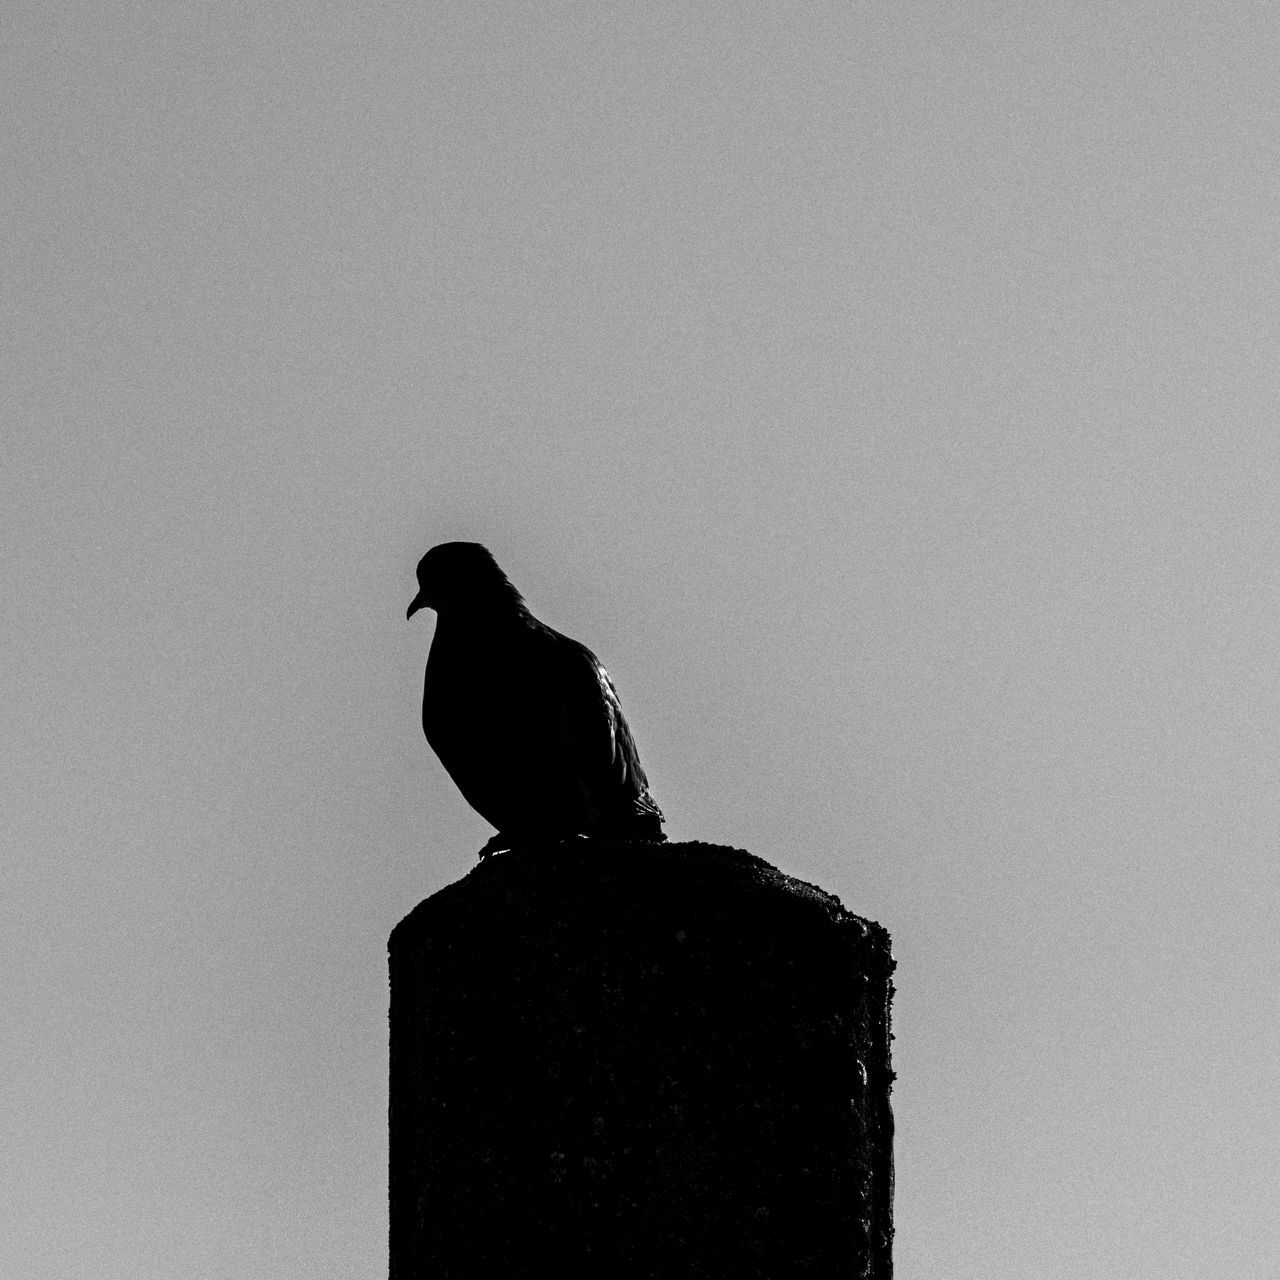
[389, 840, 894, 1278]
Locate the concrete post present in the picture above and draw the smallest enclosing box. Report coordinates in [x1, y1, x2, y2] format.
[389, 840, 894, 1278]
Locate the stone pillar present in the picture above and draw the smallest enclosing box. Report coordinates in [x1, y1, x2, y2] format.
[389, 841, 894, 1278]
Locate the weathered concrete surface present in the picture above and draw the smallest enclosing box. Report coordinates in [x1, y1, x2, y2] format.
[389, 840, 894, 1278]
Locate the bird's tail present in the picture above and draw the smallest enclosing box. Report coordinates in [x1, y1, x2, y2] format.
[595, 801, 666, 843]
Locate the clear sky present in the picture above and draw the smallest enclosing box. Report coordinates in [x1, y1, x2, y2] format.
[4, 3, 1278, 1276]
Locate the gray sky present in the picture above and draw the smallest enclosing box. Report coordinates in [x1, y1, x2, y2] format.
[5, 3, 1278, 1276]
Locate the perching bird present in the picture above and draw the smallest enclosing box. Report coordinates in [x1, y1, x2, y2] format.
[406, 542, 665, 859]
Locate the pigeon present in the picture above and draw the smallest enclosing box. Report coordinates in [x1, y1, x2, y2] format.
[406, 542, 666, 858]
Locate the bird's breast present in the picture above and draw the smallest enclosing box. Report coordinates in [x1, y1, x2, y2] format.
[421, 633, 510, 747]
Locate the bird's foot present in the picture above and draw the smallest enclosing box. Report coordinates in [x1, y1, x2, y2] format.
[476, 835, 513, 861]
[477, 832, 593, 860]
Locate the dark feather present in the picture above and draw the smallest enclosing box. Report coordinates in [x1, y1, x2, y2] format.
[408, 543, 665, 855]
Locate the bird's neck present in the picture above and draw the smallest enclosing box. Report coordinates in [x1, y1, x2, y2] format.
[433, 602, 534, 640]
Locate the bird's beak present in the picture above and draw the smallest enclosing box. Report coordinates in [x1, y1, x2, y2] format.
[406, 592, 427, 620]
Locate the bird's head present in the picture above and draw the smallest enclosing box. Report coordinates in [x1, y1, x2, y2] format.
[406, 542, 525, 619]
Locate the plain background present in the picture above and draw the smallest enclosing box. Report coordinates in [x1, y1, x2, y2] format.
[5, 3, 1278, 1276]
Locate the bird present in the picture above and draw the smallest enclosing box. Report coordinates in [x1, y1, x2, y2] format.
[406, 542, 666, 859]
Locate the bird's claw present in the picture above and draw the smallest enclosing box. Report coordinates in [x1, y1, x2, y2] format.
[477, 835, 512, 861]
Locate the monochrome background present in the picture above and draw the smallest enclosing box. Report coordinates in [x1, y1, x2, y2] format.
[5, 4, 1276, 1275]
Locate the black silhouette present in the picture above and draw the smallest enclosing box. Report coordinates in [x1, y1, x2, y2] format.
[388, 842, 896, 1277]
[407, 542, 665, 858]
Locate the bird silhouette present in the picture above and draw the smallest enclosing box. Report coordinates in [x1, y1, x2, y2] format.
[407, 542, 666, 859]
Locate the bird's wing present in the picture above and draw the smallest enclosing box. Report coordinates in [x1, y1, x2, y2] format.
[521, 623, 659, 821]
